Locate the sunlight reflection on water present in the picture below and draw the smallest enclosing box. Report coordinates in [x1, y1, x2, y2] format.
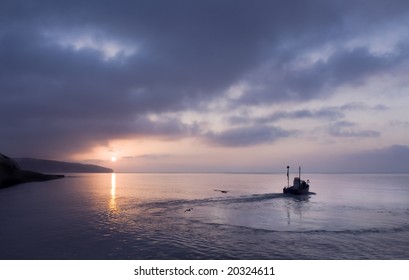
[109, 173, 117, 212]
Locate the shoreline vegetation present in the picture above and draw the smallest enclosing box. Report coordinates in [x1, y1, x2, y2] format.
[0, 153, 113, 189]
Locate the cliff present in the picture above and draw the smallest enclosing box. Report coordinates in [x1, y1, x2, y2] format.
[0, 153, 64, 188]
[14, 158, 113, 173]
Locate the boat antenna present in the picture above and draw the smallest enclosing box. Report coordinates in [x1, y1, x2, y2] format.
[287, 165, 290, 188]
[299, 166, 301, 181]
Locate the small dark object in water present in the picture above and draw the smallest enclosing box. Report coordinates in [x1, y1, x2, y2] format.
[214, 189, 229, 193]
[184, 208, 193, 213]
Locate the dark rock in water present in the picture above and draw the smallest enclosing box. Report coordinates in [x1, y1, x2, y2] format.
[0, 153, 64, 188]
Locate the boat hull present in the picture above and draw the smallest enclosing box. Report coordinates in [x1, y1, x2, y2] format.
[283, 185, 309, 195]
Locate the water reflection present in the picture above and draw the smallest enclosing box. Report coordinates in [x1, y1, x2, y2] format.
[285, 195, 310, 225]
[109, 173, 117, 211]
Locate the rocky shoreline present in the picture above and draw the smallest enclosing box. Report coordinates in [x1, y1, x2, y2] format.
[0, 153, 64, 188]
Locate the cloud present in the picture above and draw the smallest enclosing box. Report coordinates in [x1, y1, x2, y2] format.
[52, 32, 138, 61]
[122, 154, 171, 160]
[228, 102, 387, 126]
[390, 120, 409, 128]
[1, 1, 409, 159]
[235, 46, 407, 106]
[204, 125, 294, 147]
[340, 145, 409, 173]
[327, 121, 381, 138]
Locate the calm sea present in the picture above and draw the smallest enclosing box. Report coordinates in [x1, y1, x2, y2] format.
[0, 173, 408, 259]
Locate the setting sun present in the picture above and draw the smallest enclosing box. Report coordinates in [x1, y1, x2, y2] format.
[111, 156, 117, 162]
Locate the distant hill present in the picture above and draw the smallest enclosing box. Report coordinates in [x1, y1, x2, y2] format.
[1, 153, 64, 188]
[14, 158, 113, 173]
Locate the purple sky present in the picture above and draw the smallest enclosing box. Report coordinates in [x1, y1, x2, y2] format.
[1, 0, 409, 172]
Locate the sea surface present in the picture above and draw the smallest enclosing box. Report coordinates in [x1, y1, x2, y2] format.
[0, 173, 408, 259]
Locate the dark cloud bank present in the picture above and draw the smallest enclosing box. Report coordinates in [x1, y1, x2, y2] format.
[337, 145, 409, 173]
[1, 0, 409, 171]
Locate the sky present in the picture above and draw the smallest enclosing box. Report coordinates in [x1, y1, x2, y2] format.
[1, 0, 409, 173]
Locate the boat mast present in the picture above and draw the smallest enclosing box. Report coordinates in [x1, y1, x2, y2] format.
[287, 166, 290, 188]
[299, 166, 301, 181]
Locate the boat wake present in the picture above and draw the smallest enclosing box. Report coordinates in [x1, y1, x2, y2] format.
[128, 191, 313, 214]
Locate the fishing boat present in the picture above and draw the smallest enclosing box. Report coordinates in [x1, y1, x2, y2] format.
[283, 166, 310, 195]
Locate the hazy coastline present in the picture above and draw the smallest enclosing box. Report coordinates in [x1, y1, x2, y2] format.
[1, 153, 112, 188]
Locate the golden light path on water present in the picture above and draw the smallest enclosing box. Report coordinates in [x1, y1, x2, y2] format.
[109, 173, 117, 211]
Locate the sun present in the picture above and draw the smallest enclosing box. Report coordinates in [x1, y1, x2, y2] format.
[111, 156, 117, 162]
